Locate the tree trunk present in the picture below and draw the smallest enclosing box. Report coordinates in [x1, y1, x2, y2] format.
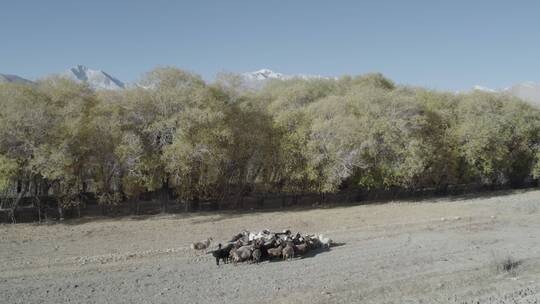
[161, 188, 169, 213]
[58, 206, 64, 221]
[193, 197, 200, 211]
[36, 196, 42, 223]
[128, 198, 135, 215]
[236, 193, 244, 210]
[10, 181, 30, 224]
[257, 194, 265, 209]
[185, 197, 199, 212]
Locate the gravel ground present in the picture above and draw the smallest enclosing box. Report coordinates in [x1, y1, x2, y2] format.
[1, 190, 540, 303]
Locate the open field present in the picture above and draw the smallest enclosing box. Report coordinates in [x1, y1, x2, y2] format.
[1, 190, 540, 303]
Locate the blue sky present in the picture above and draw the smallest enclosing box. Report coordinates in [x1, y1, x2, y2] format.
[1, 0, 539, 91]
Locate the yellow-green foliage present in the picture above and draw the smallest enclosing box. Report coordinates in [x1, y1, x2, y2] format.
[0, 155, 17, 191]
[1, 69, 539, 204]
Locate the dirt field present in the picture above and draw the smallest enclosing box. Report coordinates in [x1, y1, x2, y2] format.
[1, 190, 540, 303]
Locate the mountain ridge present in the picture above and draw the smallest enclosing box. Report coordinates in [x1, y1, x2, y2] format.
[61, 65, 125, 90]
[242, 68, 327, 81]
[0, 73, 34, 85]
[472, 82, 540, 105]
[2, 67, 540, 106]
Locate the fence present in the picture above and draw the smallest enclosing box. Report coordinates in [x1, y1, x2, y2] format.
[0, 181, 537, 223]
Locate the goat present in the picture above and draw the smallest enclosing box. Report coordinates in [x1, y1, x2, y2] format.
[260, 239, 276, 260]
[252, 247, 262, 264]
[318, 234, 333, 248]
[292, 233, 305, 245]
[230, 245, 252, 265]
[229, 233, 243, 243]
[190, 237, 213, 251]
[294, 242, 309, 256]
[212, 243, 233, 266]
[282, 242, 294, 261]
[306, 237, 320, 249]
[275, 230, 291, 239]
[267, 244, 283, 259]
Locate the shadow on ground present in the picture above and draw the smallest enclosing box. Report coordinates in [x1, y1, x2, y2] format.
[38, 188, 538, 226]
[247, 243, 348, 264]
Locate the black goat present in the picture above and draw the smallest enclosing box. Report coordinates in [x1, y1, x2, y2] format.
[212, 243, 233, 266]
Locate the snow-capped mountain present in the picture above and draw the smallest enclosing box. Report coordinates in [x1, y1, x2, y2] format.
[0, 73, 33, 85]
[472, 85, 496, 93]
[62, 65, 125, 90]
[242, 68, 287, 81]
[239, 68, 329, 89]
[2, 67, 326, 91]
[505, 82, 540, 105]
[242, 68, 325, 81]
[472, 82, 540, 105]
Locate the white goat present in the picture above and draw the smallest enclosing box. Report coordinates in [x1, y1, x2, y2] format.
[248, 229, 272, 242]
[190, 237, 213, 251]
[318, 234, 333, 248]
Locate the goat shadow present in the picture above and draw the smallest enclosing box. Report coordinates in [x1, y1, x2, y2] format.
[267, 242, 346, 263]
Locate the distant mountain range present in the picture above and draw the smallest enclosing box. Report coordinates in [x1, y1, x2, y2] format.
[62, 65, 125, 90]
[242, 68, 325, 81]
[0, 67, 323, 91]
[239, 68, 329, 89]
[0, 73, 34, 85]
[473, 82, 540, 105]
[0, 65, 125, 90]
[2, 66, 540, 106]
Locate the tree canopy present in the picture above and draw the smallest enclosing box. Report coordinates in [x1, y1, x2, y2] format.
[1, 68, 539, 209]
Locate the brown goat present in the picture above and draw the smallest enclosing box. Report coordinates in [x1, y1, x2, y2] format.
[282, 242, 294, 261]
[230, 245, 252, 265]
[267, 244, 283, 259]
[252, 248, 262, 264]
[294, 243, 309, 256]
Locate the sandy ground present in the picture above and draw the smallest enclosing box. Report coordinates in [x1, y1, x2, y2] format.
[1, 190, 540, 304]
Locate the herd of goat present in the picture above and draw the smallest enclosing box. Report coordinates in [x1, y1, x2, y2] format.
[191, 230, 333, 265]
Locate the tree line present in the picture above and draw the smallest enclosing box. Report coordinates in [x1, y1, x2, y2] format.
[1, 67, 540, 213]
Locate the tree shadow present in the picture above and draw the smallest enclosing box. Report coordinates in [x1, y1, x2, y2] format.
[58, 212, 201, 226]
[10, 187, 538, 225]
[180, 188, 538, 226]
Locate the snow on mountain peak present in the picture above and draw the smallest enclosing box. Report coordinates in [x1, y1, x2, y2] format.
[243, 69, 286, 81]
[242, 68, 327, 82]
[472, 85, 496, 93]
[62, 65, 125, 90]
[69, 65, 91, 81]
